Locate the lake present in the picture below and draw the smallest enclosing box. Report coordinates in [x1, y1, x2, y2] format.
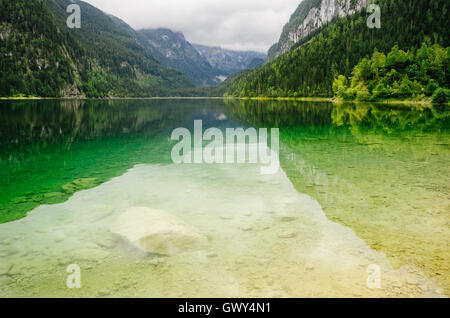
[0, 99, 448, 297]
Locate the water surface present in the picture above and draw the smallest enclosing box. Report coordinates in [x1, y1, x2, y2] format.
[0, 99, 448, 297]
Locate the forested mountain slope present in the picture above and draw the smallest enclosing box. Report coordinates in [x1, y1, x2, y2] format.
[268, 0, 371, 60]
[136, 29, 267, 86]
[137, 28, 220, 86]
[333, 43, 449, 101]
[0, 0, 79, 97]
[44, 0, 194, 97]
[226, 0, 449, 98]
[0, 0, 194, 97]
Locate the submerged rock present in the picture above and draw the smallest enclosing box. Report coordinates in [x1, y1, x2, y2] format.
[278, 231, 297, 239]
[240, 225, 253, 232]
[0, 263, 13, 276]
[110, 207, 206, 255]
[42, 192, 67, 204]
[148, 257, 165, 266]
[61, 178, 101, 194]
[277, 215, 298, 223]
[406, 276, 419, 286]
[96, 289, 110, 297]
[95, 236, 117, 249]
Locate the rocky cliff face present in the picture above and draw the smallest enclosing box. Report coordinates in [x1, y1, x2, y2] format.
[268, 0, 371, 59]
[137, 29, 267, 86]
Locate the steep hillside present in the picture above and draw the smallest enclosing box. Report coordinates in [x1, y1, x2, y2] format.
[0, 0, 80, 97]
[137, 28, 220, 86]
[333, 43, 449, 101]
[226, 0, 449, 98]
[194, 44, 266, 75]
[247, 58, 266, 70]
[0, 0, 194, 97]
[44, 0, 194, 97]
[268, 0, 371, 60]
[136, 29, 267, 86]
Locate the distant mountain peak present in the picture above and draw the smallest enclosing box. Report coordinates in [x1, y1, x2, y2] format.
[137, 28, 266, 86]
[193, 44, 267, 75]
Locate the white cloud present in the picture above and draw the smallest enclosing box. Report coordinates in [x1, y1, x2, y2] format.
[82, 0, 301, 52]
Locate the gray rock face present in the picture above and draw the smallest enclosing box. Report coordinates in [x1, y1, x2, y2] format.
[137, 28, 219, 86]
[194, 44, 267, 75]
[136, 29, 266, 85]
[110, 207, 207, 255]
[269, 0, 371, 59]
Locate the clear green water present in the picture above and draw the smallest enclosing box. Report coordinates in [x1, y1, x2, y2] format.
[0, 99, 448, 297]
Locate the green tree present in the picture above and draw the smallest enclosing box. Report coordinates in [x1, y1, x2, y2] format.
[432, 88, 450, 104]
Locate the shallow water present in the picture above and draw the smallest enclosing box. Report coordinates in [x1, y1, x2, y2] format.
[0, 99, 448, 297]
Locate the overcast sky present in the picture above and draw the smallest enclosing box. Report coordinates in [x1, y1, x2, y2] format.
[83, 0, 301, 53]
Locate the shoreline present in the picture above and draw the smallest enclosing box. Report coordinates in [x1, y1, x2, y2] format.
[1, 96, 444, 107]
[0, 96, 229, 100]
[238, 96, 438, 106]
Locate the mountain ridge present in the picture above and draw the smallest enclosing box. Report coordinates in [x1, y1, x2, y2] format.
[0, 0, 267, 96]
[194, 44, 267, 75]
[268, 0, 371, 60]
[136, 28, 267, 86]
[136, 28, 221, 86]
[0, 0, 195, 97]
[44, 0, 195, 96]
[226, 0, 449, 98]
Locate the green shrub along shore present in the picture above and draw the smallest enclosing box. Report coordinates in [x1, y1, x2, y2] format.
[332, 43, 449, 104]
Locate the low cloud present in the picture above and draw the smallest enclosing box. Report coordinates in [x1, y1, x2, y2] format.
[83, 0, 300, 52]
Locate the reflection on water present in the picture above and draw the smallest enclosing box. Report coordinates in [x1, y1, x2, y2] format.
[0, 99, 213, 223]
[228, 100, 450, 296]
[0, 99, 448, 297]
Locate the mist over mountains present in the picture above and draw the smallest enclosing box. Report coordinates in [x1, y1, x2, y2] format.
[136, 28, 266, 86]
[1, 0, 447, 100]
[0, 0, 266, 97]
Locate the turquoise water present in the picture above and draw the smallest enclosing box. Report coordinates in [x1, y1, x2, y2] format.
[0, 99, 448, 297]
